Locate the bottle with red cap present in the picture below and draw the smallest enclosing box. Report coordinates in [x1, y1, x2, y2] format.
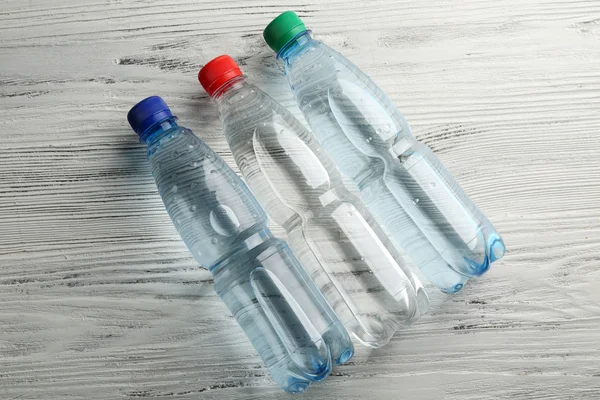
[262, 11, 506, 293]
[199, 55, 430, 349]
[127, 96, 353, 393]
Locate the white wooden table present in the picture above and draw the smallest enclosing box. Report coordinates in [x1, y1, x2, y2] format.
[1, 1, 599, 398]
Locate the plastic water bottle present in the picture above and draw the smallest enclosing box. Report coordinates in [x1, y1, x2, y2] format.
[198, 55, 430, 348]
[127, 96, 353, 393]
[263, 12, 506, 293]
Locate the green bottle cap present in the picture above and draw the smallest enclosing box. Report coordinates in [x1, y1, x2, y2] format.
[263, 11, 307, 54]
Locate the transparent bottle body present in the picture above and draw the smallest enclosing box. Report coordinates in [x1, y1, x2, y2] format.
[279, 33, 506, 293]
[144, 120, 352, 392]
[214, 79, 429, 348]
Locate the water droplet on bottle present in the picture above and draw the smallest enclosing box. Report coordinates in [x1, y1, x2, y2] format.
[210, 170, 217, 174]
[188, 144, 195, 149]
[384, 123, 391, 133]
[413, 198, 420, 205]
[347, 211, 353, 216]
[366, 137, 372, 143]
[376, 128, 382, 134]
[190, 205, 197, 212]
[171, 185, 178, 193]
[206, 153, 213, 159]
[190, 182, 198, 189]
[359, 256, 365, 261]
[209, 205, 240, 237]
[211, 238, 218, 244]
[279, 130, 285, 135]
[430, 182, 436, 188]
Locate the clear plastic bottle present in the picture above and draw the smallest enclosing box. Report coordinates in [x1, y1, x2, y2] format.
[198, 55, 430, 348]
[263, 12, 506, 293]
[127, 96, 353, 393]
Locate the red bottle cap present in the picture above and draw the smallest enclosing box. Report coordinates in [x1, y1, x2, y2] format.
[198, 55, 243, 97]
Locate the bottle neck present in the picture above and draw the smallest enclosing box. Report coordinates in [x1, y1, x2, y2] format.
[278, 30, 313, 60]
[140, 116, 179, 144]
[211, 76, 248, 103]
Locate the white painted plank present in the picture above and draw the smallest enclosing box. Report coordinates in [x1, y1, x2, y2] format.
[1, 0, 599, 398]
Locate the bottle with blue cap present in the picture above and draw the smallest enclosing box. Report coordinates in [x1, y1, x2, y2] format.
[127, 96, 353, 393]
[263, 11, 506, 293]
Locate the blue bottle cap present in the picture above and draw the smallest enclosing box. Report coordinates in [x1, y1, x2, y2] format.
[127, 96, 173, 137]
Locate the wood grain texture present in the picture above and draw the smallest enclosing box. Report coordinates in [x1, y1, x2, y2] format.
[1, 0, 599, 398]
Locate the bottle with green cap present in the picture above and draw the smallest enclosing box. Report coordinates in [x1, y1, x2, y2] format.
[263, 11, 506, 293]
